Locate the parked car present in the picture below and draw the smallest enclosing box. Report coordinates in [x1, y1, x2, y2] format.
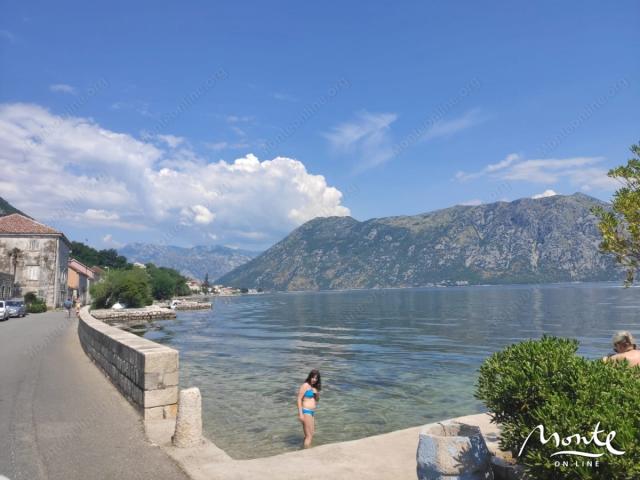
[6, 299, 27, 318]
[0, 300, 9, 321]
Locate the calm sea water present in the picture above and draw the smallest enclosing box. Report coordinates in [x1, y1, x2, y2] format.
[142, 282, 639, 459]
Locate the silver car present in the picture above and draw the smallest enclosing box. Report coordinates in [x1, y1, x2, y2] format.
[6, 299, 27, 318]
[0, 300, 9, 321]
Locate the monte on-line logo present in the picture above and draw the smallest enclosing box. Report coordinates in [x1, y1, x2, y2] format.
[518, 423, 625, 468]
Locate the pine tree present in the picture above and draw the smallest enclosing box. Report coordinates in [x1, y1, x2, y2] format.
[593, 141, 640, 285]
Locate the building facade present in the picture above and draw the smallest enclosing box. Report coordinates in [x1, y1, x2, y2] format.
[68, 258, 96, 305]
[0, 214, 71, 308]
[0, 272, 12, 299]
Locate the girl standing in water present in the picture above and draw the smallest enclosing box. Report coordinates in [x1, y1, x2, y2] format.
[297, 369, 321, 448]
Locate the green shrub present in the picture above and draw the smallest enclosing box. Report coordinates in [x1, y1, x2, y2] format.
[26, 297, 47, 313]
[24, 291, 37, 304]
[476, 336, 640, 479]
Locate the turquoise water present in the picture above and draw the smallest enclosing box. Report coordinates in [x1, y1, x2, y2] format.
[143, 283, 639, 459]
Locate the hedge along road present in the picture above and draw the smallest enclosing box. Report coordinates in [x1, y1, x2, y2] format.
[0, 310, 189, 480]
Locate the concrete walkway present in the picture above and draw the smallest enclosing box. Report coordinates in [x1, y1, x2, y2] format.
[161, 412, 501, 480]
[0, 310, 189, 480]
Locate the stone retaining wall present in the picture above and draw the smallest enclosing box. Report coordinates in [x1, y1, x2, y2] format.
[91, 306, 176, 322]
[174, 301, 211, 311]
[77, 306, 179, 421]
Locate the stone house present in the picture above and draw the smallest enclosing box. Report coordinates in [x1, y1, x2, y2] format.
[186, 279, 201, 292]
[68, 258, 95, 305]
[0, 214, 71, 308]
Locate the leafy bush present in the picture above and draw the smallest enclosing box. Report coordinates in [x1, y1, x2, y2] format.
[25, 294, 47, 313]
[476, 336, 640, 479]
[24, 292, 37, 304]
[91, 268, 153, 308]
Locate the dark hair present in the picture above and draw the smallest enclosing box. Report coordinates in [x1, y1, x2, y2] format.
[305, 369, 322, 396]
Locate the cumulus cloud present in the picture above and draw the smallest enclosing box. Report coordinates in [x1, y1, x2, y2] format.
[181, 205, 215, 225]
[455, 153, 618, 191]
[0, 103, 350, 247]
[532, 189, 558, 199]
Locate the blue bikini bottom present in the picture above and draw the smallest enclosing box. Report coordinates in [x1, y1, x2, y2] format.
[302, 408, 315, 416]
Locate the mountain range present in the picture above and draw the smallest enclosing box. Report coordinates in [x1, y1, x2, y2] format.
[217, 193, 620, 290]
[118, 243, 260, 281]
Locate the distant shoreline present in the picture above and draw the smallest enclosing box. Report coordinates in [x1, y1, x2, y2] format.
[230, 280, 630, 296]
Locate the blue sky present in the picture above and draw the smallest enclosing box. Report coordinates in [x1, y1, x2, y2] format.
[0, 1, 638, 250]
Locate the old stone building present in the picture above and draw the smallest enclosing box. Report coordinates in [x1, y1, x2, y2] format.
[0, 214, 71, 308]
[0, 272, 12, 299]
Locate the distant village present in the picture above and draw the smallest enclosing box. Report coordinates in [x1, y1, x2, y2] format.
[0, 213, 250, 309]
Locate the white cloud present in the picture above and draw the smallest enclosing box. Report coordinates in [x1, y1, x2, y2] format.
[460, 199, 483, 206]
[184, 205, 216, 225]
[156, 134, 185, 148]
[79, 209, 146, 230]
[486, 153, 521, 173]
[0, 103, 349, 246]
[103, 234, 124, 248]
[422, 109, 486, 142]
[50, 84, 76, 94]
[325, 111, 398, 170]
[455, 153, 618, 191]
[532, 189, 558, 199]
[83, 209, 120, 221]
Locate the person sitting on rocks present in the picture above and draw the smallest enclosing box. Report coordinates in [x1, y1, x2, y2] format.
[603, 331, 640, 367]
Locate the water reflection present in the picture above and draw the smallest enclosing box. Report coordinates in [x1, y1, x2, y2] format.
[145, 283, 639, 459]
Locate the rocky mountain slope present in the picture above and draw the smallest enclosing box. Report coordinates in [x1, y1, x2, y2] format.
[0, 197, 28, 217]
[119, 243, 259, 281]
[217, 193, 619, 290]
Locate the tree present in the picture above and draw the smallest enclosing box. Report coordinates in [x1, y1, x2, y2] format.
[203, 273, 210, 291]
[145, 263, 190, 299]
[593, 141, 640, 285]
[90, 268, 153, 308]
[70, 241, 129, 269]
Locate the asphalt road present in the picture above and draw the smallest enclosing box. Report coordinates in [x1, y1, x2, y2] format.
[0, 310, 190, 480]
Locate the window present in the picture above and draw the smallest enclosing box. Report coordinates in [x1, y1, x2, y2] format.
[26, 266, 40, 281]
[29, 239, 38, 250]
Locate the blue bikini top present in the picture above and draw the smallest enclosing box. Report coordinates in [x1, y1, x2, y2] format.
[304, 389, 315, 398]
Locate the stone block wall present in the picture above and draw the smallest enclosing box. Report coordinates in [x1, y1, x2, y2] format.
[77, 306, 179, 420]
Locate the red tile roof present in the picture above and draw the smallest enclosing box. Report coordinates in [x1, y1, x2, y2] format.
[0, 213, 62, 235]
[69, 258, 95, 279]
